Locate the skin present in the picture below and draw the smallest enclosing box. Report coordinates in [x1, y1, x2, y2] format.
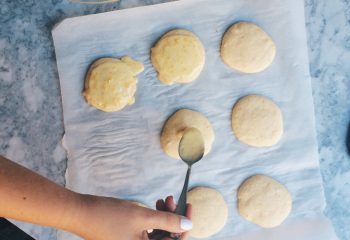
[0, 155, 191, 240]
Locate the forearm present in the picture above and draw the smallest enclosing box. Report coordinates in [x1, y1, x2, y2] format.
[0, 155, 192, 240]
[0, 156, 83, 234]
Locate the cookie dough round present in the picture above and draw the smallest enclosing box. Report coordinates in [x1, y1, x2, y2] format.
[83, 56, 144, 112]
[221, 22, 276, 73]
[237, 175, 292, 228]
[160, 109, 214, 159]
[151, 29, 205, 85]
[187, 187, 228, 238]
[231, 95, 283, 147]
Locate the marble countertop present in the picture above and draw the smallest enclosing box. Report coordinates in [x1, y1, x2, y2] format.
[0, 0, 349, 239]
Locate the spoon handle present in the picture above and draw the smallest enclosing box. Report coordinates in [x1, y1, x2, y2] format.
[175, 166, 191, 216]
[151, 167, 191, 240]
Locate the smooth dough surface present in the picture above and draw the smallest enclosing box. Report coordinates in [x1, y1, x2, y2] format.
[83, 56, 144, 112]
[187, 187, 228, 238]
[231, 95, 283, 147]
[221, 22, 276, 73]
[151, 29, 205, 85]
[237, 175, 292, 228]
[160, 109, 214, 159]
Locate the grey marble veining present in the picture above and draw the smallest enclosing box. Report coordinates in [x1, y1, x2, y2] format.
[305, 0, 350, 238]
[0, 0, 349, 239]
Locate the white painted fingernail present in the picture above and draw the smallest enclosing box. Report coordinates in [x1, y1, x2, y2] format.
[180, 217, 193, 230]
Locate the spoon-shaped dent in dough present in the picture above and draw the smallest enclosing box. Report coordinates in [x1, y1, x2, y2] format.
[237, 175, 292, 228]
[221, 22, 276, 73]
[151, 29, 205, 85]
[231, 95, 283, 147]
[83, 56, 144, 112]
[187, 187, 228, 238]
[160, 109, 214, 159]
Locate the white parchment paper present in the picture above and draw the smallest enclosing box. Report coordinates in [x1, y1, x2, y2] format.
[52, 0, 338, 239]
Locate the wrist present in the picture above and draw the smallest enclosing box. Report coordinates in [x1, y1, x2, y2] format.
[67, 193, 99, 238]
[58, 192, 88, 237]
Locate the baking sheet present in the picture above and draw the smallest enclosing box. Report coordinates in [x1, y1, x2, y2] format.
[52, 0, 338, 239]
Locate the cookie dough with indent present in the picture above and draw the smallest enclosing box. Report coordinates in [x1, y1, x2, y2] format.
[83, 56, 144, 112]
[231, 95, 283, 147]
[221, 22, 276, 73]
[187, 187, 228, 238]
[237, 175, 292, 228]
[161, 109, 214, 159]
[151, 29, 205, 85]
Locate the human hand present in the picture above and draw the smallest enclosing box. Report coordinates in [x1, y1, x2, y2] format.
[148, 196, 192, 240]
[0, 156, 192, 240]
[71, 194, 192, 240]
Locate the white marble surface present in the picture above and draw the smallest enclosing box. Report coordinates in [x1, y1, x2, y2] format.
[0, 0, 349, 239]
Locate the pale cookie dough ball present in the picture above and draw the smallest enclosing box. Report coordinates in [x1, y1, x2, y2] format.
[237, 175, 292, 228]
[160, 109, 214, 159]
[83, 56, 144, 112]
[151, 29, 205, 85]
[187, 187, 228, 238]
[231, 95, 283, 147]
[221, 22, 276, 73]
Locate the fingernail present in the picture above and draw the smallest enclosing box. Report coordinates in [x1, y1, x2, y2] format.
[180, 217, 193, 230]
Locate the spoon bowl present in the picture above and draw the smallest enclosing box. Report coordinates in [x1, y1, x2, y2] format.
[178, 127, 205, 165]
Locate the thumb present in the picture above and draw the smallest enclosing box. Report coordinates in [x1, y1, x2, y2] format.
[142, 209, 193, 233]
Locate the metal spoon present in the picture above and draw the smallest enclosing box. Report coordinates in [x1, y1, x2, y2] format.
[153, 128, 204, 240]
[174, 127, 205, 216]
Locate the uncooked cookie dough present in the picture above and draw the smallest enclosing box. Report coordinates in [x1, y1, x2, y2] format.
[83, 56, 144, 112]
[237, 175, 292, 228]
[160, 109, 214, 159]
[187, 187, 228, 238]
[231, 95, 283, 147]
[221, 22, 276, 73]
[151, 29, 205, 85]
